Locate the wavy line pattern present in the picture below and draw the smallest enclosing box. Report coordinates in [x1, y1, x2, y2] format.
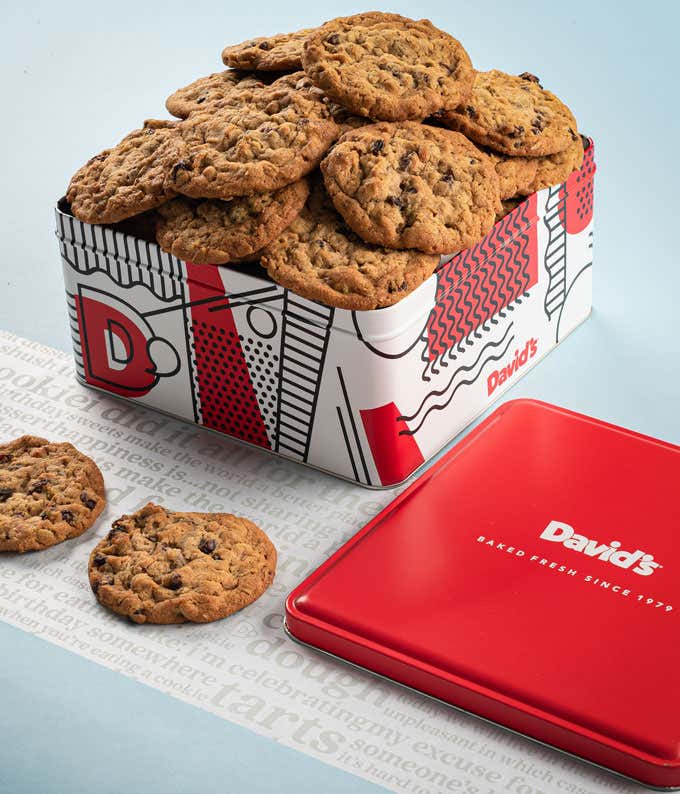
[400, 330, 516, 436]
[399, 323, 514, 425]
[422, 200, 537, 378]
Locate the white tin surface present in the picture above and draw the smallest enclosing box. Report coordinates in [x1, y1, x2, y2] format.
[57, 143, 595, 487]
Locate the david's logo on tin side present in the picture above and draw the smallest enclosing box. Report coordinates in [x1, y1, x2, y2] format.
[540, 520, 660, 576]
[487, 338, 538, 396]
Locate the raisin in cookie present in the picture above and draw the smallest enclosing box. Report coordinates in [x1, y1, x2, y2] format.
[321, 122, 501, 255]
[0, 436, 105, 553]
[441, 70, 579, 156]
[324, 101, 372, 136]
[169, 73, 339, 200]
[67, 120, 183, 224]
[155, 178, 309, 264]
[519, 135, 585, 196]
[222, 27, 317, 72]
[89, 503, 276, 624]
[261, 179, 440, 310]
[302, 13, 473, 122]
[166, 70, 274, 119]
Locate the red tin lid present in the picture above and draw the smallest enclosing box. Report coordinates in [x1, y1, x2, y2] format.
[286, 399, 680, 789]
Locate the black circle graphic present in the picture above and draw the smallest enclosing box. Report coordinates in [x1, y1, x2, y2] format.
[247, 306, 277, 339]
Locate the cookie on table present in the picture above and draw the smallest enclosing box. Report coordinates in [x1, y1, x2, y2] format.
[88, 503, 276, 624]
[169, 73, 339, 200]
[67, 120, 183, 224]
[222, 26, 317, 72]
[302, 12, 474, 122]
[0, 436, 105, 553]
[155, 178, 309, 264]
[261, 179, 440, 310]
[441, 70, 579, 156]
[486, 150, 538, 200]
[320, 122, 501, 255]
[166, 70, 274, 119]
[519, 134, 585, 196]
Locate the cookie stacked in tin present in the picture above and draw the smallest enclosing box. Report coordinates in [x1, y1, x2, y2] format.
[66, 12, 584, 311]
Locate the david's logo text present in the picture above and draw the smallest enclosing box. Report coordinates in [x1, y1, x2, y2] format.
[487, 338, 538, 395]
[540, 520, 660, 576]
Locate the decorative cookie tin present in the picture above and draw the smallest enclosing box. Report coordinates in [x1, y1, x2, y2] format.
[286, 399, 680, 789]
[56, 142, 595, 488]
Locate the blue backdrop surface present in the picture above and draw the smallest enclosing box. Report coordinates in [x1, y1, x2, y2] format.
[1, 1, 679, 792]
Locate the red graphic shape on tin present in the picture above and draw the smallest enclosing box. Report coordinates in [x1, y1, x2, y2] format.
[426, 196, 539, 362]
[78, 296, 157, 397]
[186, 263, 270, 449]
[360, 402, 424, 486]
[559, 141, 595, 235]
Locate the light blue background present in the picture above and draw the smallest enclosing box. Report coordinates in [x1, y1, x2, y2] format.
[2, 1, 679, 792]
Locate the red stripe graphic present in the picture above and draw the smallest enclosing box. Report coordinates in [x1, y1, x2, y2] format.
[360, 402, 425, 486]
[187, 263, 270, 449]
[559, 142, 595, 235]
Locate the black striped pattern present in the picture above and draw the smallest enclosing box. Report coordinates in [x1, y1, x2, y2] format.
[64, 290, 86, 380]
[55, 206, 183, 302]
[542, 185, 567, 319]
[274, 295, 334, 461]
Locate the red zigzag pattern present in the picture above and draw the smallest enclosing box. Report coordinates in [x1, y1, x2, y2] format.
[426, 197, 539, 362]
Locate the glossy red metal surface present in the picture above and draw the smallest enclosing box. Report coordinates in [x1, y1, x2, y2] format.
[286, 399, 680, 788]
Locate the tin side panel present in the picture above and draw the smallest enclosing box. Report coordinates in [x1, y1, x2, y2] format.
[57, 143, 595, 487]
